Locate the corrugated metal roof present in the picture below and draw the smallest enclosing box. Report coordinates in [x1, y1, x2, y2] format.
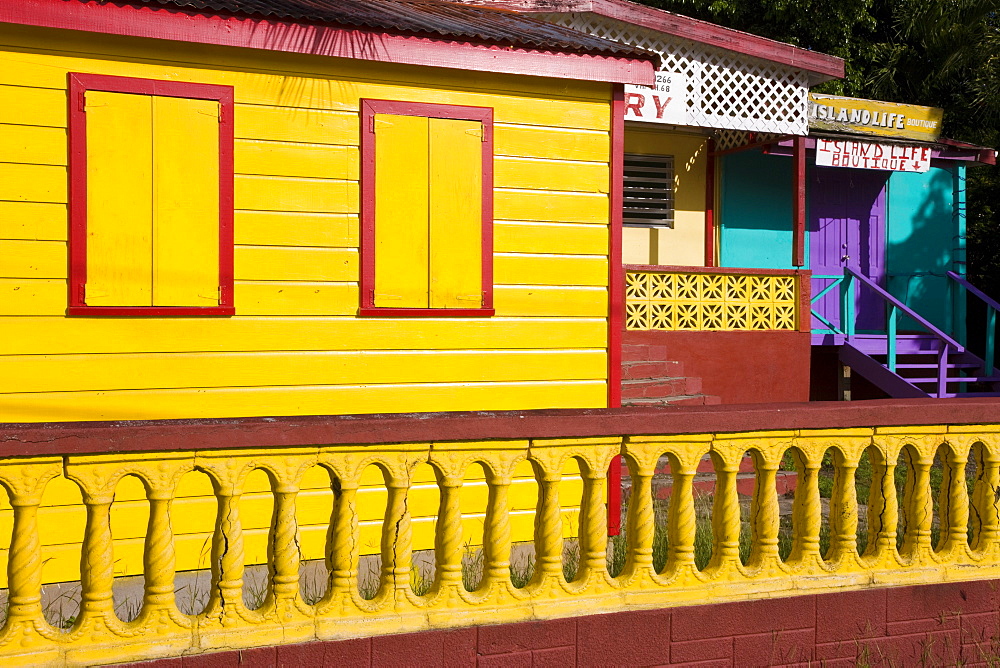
[97, 0, 653, 58]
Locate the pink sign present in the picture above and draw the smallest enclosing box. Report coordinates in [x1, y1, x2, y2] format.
[815, 139, 931, 172]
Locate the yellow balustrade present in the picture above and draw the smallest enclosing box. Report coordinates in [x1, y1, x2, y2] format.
[625, 269, 799, 331]
[0, 425, 998, 664]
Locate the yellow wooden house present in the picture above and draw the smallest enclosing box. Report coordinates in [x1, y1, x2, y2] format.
[0, 0, 655, 595]
[0, 0, 655, 424]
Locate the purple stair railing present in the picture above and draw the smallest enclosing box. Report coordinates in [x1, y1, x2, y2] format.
[841, 268, 973, 398]
[947, 271, 999, 375]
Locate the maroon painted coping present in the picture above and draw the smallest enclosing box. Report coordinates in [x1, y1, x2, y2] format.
[114, 579, 1000, 667]
[3, 398, 1000, 459]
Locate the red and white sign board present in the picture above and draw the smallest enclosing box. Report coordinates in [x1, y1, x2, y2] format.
[624, 71, 686, 124]
[815, 139, 932, 172]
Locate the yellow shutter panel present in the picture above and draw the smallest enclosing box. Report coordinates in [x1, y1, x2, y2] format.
[84, 90, 153, 306]
[374, 113, 430, 308]
[152, 96, 221, 306]
[429, 118, 483, 309]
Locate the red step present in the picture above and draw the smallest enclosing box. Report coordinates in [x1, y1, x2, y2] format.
[621, 360, 684, 380]
[621, 343, 669, 362]
[621, 377, 701, 399]
[622, 394, 722, 406]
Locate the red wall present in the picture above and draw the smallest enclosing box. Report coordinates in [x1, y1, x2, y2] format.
[625, 330, 811, 404]
[120, 580, 1000, 667]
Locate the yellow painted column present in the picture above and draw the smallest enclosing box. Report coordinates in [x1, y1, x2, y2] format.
[970, 441, 1000, 554]
[0, 459, 62, 658]
[866, 446, 900, 565]
[747, 450, 781, 572]
[528, 452, 564, 589]
[622, 451, 656, 583]
[381, 473, 414, 608]
[936, 445, 971, 558]
[482, 457, 515, 595]
[788, 449, 823, 570]
[899, 446, 934, 561]
[827, 449, 860, 564]
[706, 450, 743, 576]
[321, 461, 361, 612]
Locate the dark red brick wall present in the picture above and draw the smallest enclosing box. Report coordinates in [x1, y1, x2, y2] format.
[120, 580, 1000, 667]
[624, 330, 812, 405]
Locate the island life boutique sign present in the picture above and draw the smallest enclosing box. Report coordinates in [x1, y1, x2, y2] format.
[808, 93, 944, 173]
[624, 71, 687, 124]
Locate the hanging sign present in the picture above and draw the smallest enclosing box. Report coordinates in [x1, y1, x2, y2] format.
[624, 71, 687, 124]
[815, 138, 932, 172]
[808, 94, 944, 142]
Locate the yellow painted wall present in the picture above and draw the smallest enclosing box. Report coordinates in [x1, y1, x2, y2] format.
[0, 24, 613, 423]
[621, 124, 707, 266]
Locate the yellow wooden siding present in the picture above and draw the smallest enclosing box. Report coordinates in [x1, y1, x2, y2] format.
[0, 29, 611, 421]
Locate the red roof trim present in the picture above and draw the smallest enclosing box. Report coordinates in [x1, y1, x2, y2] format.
[466, 0, 844, 81]
[0, 0, 656, 86]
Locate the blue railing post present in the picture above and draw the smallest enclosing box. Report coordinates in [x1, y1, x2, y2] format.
[887, 304, 897, 372]
[987, 306, 996, 373]
[840, 272, 856, 339]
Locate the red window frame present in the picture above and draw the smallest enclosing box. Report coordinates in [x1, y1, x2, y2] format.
[359, 99, 494, 317]
[67, 72, 235, 316]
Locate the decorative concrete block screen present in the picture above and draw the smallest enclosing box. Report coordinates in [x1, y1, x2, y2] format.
[537, 12, 810, 136]
[625, 268, 799, 330]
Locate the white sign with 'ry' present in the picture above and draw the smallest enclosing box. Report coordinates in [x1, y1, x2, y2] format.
[624, 71, 687, 124]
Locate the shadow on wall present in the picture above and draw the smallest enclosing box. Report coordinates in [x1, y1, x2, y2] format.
[885, 166, 958, 335]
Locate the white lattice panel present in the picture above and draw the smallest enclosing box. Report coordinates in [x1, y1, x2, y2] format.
[536, 12, 809, 135]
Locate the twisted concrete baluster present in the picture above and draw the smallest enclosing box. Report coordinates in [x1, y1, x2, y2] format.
[434, 473, 464, 593]
[668, 454, 698, 573]
[748, 452, 780, 569]
[827, 451, 859, 563]
[533, 461, 564, 585]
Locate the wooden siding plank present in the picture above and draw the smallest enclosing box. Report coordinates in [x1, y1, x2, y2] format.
[0, 349, 606, 393]
[0, 278, 65, 315]
[0, 163, 66, 203]
[495, 189, 609, 224]
[495, 254, 608, 286]
[495, 156, 607, 193]
[374, 113, 429, 308]
[0, 380, 607, 422]
[0, 317, 606, 355]
[151, 95, 220, 307]
[494, 221, 607, 255]
[234, 105, 358, 145]
[0, 84, 65, 127]
[235, 139, 358, 180]
[429, 117, 482, 309]
[235, 246, 358, 282]
[0, 202, 67, 241]
[494, 285, 608, 317]
[496, 125, 609, 162]
[84, 90, 153, 307]
[234, 281, 357, 316]
[234, 175, 357, 213]
[234, 211, 358, 248]
[0, 123, 66, 165]
[0, 239, 65, 278]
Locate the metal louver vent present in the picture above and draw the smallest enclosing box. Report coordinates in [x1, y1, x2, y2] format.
[623, 153, 674, 228]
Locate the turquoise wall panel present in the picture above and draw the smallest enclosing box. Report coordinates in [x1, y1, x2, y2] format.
[886, 164, 961, 334]
[719, 149, 794, 269]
